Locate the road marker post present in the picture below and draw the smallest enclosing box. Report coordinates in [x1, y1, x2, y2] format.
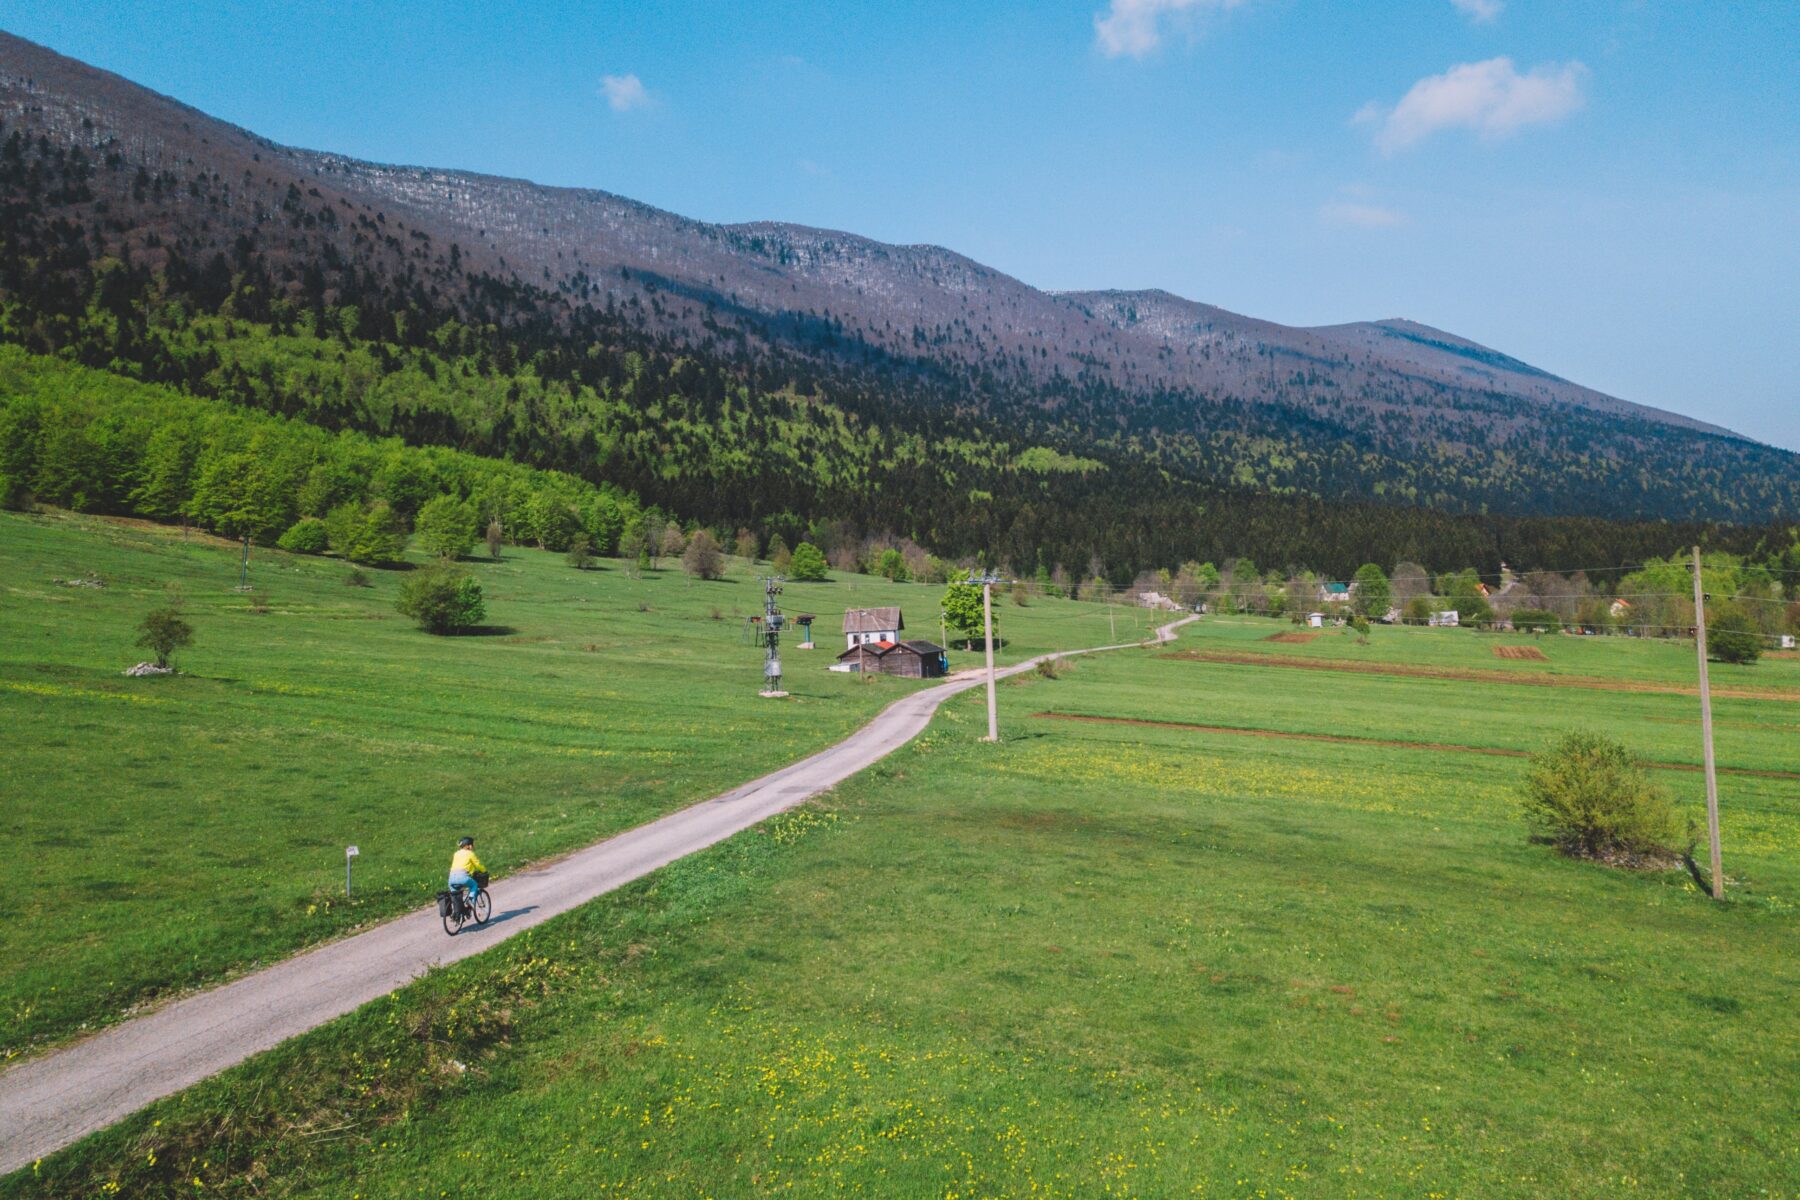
[345, 845, 359, 898]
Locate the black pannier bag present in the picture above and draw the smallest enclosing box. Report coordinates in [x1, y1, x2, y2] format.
[437, 890, 452, 917]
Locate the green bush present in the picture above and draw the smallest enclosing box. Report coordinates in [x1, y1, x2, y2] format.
[414, 495, 478, 560]
[788, 541, 828, 582]
[396, 565, 487, 634]
[1511, 608, 1562, 633]
[326, 501, 407, 565]
[276, 517, 329, 554]
[136, 606, 194, 668]
[1708, 607, 1761, 665]
[1520, 732, 1683, 864]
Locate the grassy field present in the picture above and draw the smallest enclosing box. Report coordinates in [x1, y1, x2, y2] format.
[0, 510, 1128, 1054]
[11, 605, 1798, 1197]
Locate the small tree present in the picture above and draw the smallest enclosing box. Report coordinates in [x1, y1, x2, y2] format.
[659, 524, 688, 564]
[414, 495, 478, 561]
[876, 547, 909, 582]
[1349, 613, 1370, 643]
[566, 533, 594, 570]
[1708, 606, 1761, 665]
[683, 529, 726, 580]
[788, 541, 829, 582]
[942, 581, 988, 649]
[485, 517, 504, 559]
[396, 565, 487, 634]
[734, 528, 759, 562]
[1352, 564, 1391, 619]
[136, 606, 194, 669]
[1521, 732, 1683, 864]
[769, 536, 793, 574]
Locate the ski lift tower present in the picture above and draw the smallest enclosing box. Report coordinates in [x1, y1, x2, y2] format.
[759, 575, 789, 697]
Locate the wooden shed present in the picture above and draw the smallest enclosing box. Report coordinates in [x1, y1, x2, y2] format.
[831, 638, 948, 679]
[882, 640, 948, 679]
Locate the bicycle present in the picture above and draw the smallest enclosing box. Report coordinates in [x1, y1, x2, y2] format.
[438, 870, 492, 935]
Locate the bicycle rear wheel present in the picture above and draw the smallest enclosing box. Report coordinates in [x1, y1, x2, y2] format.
[442, 906, 461, 935]
[473, 889, 492, 925]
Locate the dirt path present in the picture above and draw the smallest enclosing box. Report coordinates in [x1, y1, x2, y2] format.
[1163, 649, 1800, 703]
[0, 619, 1194, 1177]
[1031, 711, 1800, 781]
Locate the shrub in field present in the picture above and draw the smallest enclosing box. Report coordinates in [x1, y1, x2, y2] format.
[414, 495, 478, 560]
[136, 605, 194, 668]
[276, 517, 329, 554]
[1511, 608, 1562, 633]
[1349, 613, 1370, 643]
[683, 529, 725, 580]
[396, 565, 486, 634]
[1707, 606, 1761, 665]
[344, 569, 372, 588]
[565, 534, 594, 570]
[326, 501, 406, 564]
[485, 517, 504, 559]
[1521, 732, 1683, 864]
[788, 541, 828, 581]
[1403, 596, 1433, 625]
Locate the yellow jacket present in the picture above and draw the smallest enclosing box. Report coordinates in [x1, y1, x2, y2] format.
[450, 847, 485, 876]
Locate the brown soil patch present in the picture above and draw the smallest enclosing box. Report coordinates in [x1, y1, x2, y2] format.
[1264, 631, 1320, 644]
[1030, 712, 1800, 781]
[1160, 649, 1800, 703]
[1493, 645, 1548, 661]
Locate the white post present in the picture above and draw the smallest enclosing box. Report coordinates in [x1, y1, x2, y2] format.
[1691, 547, 1724, 900]
[345, 845, 359, 898]
[982, 581, 998, 742]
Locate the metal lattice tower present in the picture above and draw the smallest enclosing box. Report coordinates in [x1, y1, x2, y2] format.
[759, 575, 786, 695]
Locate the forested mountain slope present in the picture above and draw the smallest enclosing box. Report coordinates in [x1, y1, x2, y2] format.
[0, 30, 1794, 577]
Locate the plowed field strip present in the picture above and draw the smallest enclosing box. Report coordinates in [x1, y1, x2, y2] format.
[1030, 712, 1800, 781]
[1161, 650, 1800, 703]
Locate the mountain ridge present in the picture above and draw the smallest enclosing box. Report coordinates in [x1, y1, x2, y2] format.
[0, 27, 1795, 550]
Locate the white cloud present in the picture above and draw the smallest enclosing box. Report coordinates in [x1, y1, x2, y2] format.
[1359, 57, 1588, 153]
[1450, 0, 1503, 23]
[1093, 0, 1249, 59]
[1320, 201, 1407, 229]
[598, 73, 650, 113]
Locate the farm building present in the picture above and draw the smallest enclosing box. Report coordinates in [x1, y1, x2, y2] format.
[1320, 582, 1351, 603]
[832, 639, 948, 678]
[843, 606, 903, 649]
[1429, 610, 1461, 627]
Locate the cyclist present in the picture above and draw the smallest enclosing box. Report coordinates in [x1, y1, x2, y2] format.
[448, 836, 485, 914]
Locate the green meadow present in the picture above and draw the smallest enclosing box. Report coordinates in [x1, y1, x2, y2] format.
[11, 570, 1798, 1197]
[0, 510, 1126, 1054]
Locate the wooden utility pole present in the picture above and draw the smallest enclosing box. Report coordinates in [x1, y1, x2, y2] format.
[1692, 546, 1724, 900]
[981, 579, 998, 742]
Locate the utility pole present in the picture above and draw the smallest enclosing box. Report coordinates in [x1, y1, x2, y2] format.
[1692, 547, 1724, 900]
[968, 572, 1003, 741]
[759, 575, 787, 697]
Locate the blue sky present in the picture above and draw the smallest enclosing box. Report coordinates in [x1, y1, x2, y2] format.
[14, 1, 1799, 448]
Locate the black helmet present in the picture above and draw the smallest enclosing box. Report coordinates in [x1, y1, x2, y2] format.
[458, 836, 474, 847]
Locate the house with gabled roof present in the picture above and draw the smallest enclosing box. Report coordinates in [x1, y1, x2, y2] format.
[843, 606, 903, 649]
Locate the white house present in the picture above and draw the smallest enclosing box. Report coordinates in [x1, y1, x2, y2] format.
[1429, 610, 1460, 628]
[1783, 635, 1797, 651]
[843, 607, 903, 650]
